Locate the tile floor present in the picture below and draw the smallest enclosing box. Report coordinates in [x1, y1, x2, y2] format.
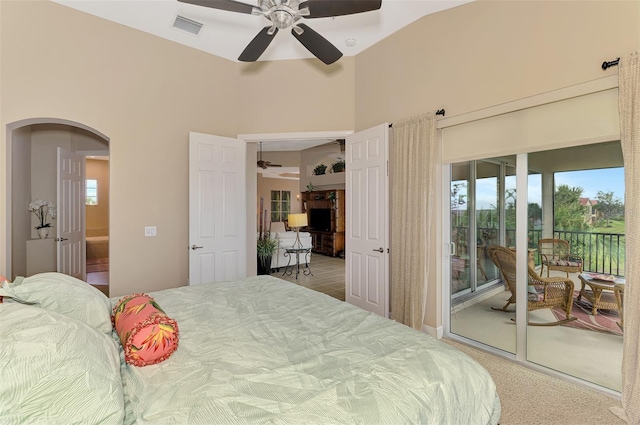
[270, 252, 346, 301]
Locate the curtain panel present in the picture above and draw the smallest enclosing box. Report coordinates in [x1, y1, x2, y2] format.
[612, 52, 640, 425]
[390, 114, 437, 330]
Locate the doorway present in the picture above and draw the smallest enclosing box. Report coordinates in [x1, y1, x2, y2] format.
[85, 156, 110, 293]
[6, 118, 110, 292]
[241, 130, 352, 297]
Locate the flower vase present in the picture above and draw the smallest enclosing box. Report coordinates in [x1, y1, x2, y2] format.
[37, 227, 49, 239]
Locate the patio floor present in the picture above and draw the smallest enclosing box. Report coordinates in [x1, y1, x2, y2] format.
[450, 271, 623, 392]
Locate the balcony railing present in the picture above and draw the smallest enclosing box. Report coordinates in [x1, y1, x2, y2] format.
[454, 227, 625, 277]
[554, 230, 625, 276]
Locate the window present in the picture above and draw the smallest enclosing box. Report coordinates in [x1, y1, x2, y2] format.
[86, 179, 98, 205]
[270, 190, 291, 222]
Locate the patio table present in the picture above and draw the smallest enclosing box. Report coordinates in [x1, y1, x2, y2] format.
[577, 273, 625, 329]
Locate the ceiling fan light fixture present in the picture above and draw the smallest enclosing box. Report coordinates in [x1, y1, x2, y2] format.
[272, 9, 294, 29]
[181, 0, 382, 65]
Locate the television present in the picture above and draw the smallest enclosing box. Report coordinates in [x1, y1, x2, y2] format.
[309, 208, 332, 232]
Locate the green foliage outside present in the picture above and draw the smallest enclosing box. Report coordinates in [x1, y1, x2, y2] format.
[450, 178, 627, 276]
[553, 186, 626, 276]
[593, 190, 624, 228]
[592, 219, 625, 235]
[554, 184, 589, 231]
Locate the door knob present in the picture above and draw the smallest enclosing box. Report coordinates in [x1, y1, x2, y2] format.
[55, 237, 68, 242]
[373, 247, 384, 253]
[191, 245, 204, 250]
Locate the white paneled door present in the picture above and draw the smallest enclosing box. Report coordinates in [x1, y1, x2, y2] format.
[189, 132, 246, 285]
[346, 124, 389, 317]
[56, 147, 85, 280]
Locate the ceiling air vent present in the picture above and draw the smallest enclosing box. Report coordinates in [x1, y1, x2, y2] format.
[172, 15, 203, 36]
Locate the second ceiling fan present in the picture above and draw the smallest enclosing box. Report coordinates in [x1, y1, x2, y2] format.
[257, 142, 282, 169]
[178, 0, 382, 65]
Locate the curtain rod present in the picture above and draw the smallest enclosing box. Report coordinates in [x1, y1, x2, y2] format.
[602, 57, 620, 71]
[389, 109, 446, 128]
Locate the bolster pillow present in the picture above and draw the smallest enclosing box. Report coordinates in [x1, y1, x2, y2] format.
[112, 293, 179, 367]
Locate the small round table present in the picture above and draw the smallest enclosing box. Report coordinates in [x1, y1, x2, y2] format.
[283, 248, 313, 280]
[577, 273, 625, 328]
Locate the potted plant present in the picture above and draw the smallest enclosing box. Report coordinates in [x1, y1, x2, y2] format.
[29, 199, 56, 239]
[257, 232, 278, 275]
[257, 197, 278, 275]
[313, 163, 327, 175]
[330, 160, 345, 173]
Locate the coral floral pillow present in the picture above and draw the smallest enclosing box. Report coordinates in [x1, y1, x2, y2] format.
[112, 293, 179, 367]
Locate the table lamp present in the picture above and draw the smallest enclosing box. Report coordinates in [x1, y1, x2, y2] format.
[288, 213, 308, 249]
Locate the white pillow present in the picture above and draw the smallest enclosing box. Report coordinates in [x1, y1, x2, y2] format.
[0, 303, 125, 424]
[0, 272, 112, 335]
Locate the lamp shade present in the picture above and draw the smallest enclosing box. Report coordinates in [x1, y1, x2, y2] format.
[288, 213, 308, 228]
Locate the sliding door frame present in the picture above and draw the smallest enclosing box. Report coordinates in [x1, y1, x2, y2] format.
[440, 75, 621, 396]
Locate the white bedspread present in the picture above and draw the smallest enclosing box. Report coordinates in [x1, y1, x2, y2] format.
[115, 275, 500, 424]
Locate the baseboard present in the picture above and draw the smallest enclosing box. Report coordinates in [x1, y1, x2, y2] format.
[422, 324, 444, 339]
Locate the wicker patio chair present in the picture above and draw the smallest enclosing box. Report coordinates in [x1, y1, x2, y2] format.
[487, 244, 576, 326]
[538, 238, 583, 277]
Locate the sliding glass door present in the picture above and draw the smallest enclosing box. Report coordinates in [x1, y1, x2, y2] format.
[447, 142, 623, 392]
[449, 158, 514, 352]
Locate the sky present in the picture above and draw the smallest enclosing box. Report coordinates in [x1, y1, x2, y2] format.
[467, 167, 624, 210]
[554, 167, 625, 200]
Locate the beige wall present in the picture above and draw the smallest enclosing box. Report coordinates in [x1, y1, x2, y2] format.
[355, 0, 639, 330]
[300, 143, 345, 192]
[11, 127, 31, 279]
[0, 1, 354, 296]
[0, 0, 239, 296]
[237, 58, 355, 134]
[86, 159, 109, 237]
[256, 176, 302, 222]
[1, 0, 638, 324]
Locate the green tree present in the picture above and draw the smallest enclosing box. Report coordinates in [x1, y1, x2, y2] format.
[528, 202, 542, 229]
[451, 182, 468, 227]
[554, 184, 588, 231]
[593, 190, 624, 228]
[504, 188, 517, 230]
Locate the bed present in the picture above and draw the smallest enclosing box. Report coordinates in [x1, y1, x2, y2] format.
[0, 273, 501, 424]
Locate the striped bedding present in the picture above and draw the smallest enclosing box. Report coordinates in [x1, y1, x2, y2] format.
[0, 273, 500, 424]
[115, 275, 501, 424]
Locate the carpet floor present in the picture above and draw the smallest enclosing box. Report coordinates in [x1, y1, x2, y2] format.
[445, 339, 624, 425]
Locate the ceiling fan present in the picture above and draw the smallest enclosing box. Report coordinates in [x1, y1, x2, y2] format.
[257, 142, 282, 169]
[177, 0, 382, 65]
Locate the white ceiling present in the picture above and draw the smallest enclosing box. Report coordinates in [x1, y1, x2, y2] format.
[260, 138, 336, 151]
[53, 0, 473, 63]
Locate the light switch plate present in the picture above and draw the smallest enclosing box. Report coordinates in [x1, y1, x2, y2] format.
[144, 226, 157, 237]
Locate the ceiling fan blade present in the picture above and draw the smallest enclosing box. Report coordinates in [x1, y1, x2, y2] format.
[239, 27, 279, 62]
[301, 0, 381, 18]
[292, 24, 342, 65]
[177, 0, 257, 15]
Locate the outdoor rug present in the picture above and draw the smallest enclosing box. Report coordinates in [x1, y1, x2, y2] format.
[552, 291, 622, 336]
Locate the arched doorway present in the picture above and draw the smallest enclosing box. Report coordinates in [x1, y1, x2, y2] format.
[5, 118, 110, 293]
